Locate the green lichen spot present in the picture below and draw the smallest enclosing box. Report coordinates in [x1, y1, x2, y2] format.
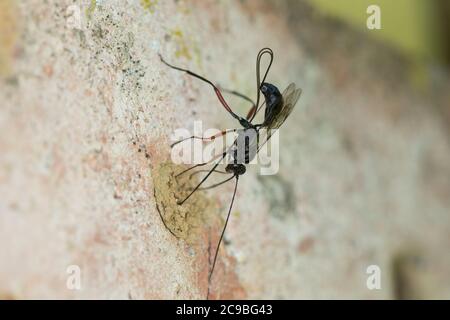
[86, 0, 96, 20]
[170, 28, 192, 60]
[141, 0, 158, 13]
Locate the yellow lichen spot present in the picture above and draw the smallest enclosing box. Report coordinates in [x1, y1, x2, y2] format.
[175, 0, 191, 15]
[141, 0, 158, 13]
[193, 43, 202, 68]
[0, 0, 18, 77]
[86, 0, 96, 20]
[170, 28, 192, 60]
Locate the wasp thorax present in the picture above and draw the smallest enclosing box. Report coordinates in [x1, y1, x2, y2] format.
[261, 82, 281, 99]
[261, 82, 283, 126]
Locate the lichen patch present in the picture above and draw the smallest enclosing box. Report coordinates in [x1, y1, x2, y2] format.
[152, 162, 216, 244]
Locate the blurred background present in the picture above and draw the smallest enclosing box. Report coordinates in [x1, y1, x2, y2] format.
[304, 0, 450, 121]
[1, 0, 450, 299]
[308, 0, 450, 66]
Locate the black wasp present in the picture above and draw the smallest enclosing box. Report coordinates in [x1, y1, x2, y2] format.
[159, 48, 302, 293]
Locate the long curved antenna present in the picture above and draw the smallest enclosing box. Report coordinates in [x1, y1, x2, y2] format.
[251, 48, 274, 122]
[209, 175, 239, 284]
[159, 54, 245, 124]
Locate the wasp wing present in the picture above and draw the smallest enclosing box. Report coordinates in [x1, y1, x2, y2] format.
[269, 83, 302, 130]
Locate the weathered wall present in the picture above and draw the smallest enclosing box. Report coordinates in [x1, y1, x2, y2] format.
[0, 0, 449, 299]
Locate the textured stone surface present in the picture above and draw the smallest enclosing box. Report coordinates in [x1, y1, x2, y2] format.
[0, 0, 449, 299]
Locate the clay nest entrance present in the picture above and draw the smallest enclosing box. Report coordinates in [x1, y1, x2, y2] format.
[152, 162, 218, 244]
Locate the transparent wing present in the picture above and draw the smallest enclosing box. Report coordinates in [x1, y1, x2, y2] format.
[269, 83, 302, 130]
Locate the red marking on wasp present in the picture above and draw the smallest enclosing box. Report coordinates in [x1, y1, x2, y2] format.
[159, 48, 302, 299]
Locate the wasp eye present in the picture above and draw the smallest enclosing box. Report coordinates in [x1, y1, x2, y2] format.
[261, 85, 267, 93]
